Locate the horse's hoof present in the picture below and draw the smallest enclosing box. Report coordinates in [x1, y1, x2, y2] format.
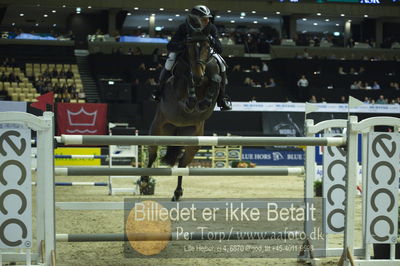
[198, 99, 212, 111]
[171, 189, 183, 201]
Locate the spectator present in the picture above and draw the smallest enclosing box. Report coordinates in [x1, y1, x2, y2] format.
[359, 66, 365, 75]
[231, 64, 241, 72]
[308, 95, 317, 103]
[51, 67, 58, 78]
[244, 77, 255, 87]
[262, 62, 269, 72]
[133, 47, 143, 55]
[356, 81, 365, 90]
[249, 96, 257, 102]
[338, 67, 347, 75]
[376, 95, 387, 104]
[349, 67, 358, 75]
[350, 81, 358, 90]
[0, 71, 7, 82]
[65, 67, 74, 79]
[363, 97, 370, 104]
[297, 75, 309, 102]
[265, 78, 276, 88]
[393, 82, 399, 91]
[152, 48, 160, 63]
[339, 96, 347, 103]
[372, 81, 381, 90]
[55, 93, 63, 103]
[364, 82, 372, 90]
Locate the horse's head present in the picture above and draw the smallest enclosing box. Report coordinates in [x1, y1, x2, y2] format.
[185, 14, 211, 86]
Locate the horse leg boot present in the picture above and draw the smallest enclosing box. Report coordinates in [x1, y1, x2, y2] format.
[151, 68, 171, 102]
[199, 73, 221, 110]
[139, 145, 158, 194]
[217, 71, 232, 111]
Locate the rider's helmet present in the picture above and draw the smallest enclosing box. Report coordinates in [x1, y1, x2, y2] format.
[191, 5, 213, 18]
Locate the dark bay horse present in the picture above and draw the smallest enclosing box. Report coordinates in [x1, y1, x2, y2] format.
[139, 16, 222, 201]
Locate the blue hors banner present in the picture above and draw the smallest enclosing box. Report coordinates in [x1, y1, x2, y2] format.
[0, 124, 32, 249]
[242, 149, 304, 166]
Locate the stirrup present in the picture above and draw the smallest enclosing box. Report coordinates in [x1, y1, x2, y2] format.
[218, 96, 232, 111]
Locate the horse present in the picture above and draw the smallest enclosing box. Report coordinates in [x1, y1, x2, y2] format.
[139, 15, 223, 201]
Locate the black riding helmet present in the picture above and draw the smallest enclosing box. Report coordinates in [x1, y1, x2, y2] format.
[191, 5, 213, 18]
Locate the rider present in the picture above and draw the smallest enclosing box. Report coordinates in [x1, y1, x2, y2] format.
[151, 5, 232, 111]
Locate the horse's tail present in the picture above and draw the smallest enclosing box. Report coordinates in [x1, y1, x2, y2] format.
[161, 146, 182, 166]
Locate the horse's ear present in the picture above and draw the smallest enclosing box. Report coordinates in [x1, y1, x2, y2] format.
[186, 14, 202, 32]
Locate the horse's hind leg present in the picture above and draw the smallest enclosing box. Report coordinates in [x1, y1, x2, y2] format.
[139, 145, 158, 194]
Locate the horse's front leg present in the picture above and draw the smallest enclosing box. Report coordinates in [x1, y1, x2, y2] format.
[139, 145, 158, 195]
[172, 146, 199, 201]
[198, 73, 221, 110]
[185, 73, 197, 111]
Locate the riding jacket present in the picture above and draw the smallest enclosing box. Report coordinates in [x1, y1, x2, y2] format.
[167, 22, 223, 54]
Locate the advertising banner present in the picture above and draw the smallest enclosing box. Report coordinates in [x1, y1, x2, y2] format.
[57, 103, 108, 135]
[54, 147, 102, 166]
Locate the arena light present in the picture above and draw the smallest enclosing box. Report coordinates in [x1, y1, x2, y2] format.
[240, 12, 246, 16]
[340, 13, 345, 17]
[276, 11, 281, 14]
[336, 23, 340, 26]
[333, 32, 340, 36]
[252, 11, 256, 14]
[53, 24, 57, 27]
[52, 10, 56, 13]
[263, 17, 268, 19]
[302, 18, 307, 21]
[175, 14, 180, 17]
[134, 7, 139, 10]
[88, 6, 92, 9]
[12, 22, 15, 26]
[325, 19, 330, 21]
[76, 7, 81, 14]
[159, 8, 164, 11]
[230, 20, 235, 23]
[127, 12, 131, 16]
[313, 22, 318, 26]
[317, 13, 321, 16]
[253, 21, 258, 24]
[364, 14, 368, 17]
[216, 15, 221, 18]
[62, 5, 66, 8]
[145, 17, 149, 21]
[240, 16, 244, 19]
[184, 8, 189, 11]
[20, 13, 24, 16]
[44, 14, 48, 17]
[168, 18, 173, 21]
[227, 10, 231, 13]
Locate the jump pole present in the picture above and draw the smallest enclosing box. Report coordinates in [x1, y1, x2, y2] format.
[54, 167, 305, 176]
[60, 135, 346, 147]
[56, 231, 304, 242]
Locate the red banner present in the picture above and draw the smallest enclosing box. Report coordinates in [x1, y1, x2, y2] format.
[57, 103, 108, 135]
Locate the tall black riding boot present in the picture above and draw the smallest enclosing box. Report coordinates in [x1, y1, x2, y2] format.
[151, 68, 171, 102]
[217, 72, 232, 111]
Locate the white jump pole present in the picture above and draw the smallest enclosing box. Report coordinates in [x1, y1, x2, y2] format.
[60, 134, 346, 147]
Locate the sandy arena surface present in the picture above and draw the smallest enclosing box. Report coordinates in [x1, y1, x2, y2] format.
[29, 172, 364, 266]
